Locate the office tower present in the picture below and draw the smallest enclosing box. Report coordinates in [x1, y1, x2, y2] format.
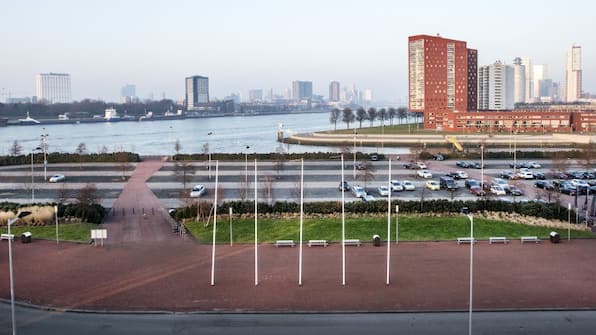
[478, 61, 514, 110]
[566, 45, 582, 102]
[292, 81, 313, 101]
[185, 75, 209, 109]
[512, 58, 526, 105]
[35, 73, 71, 104]
[248, 89, 263, 102]
[329, 81, 340, 102]
[532, 64, 548, 100]
[120, 84, 136, 103]
[408, 34, 477, 128]
[521, 56, 533, 102]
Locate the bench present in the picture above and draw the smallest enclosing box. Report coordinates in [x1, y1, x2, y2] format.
[489, 236, 510, 244]
[308, 240, 328, 247]
[457, 237, 476, 244]
[344, 239, 361, 247]
[275, 240, 296, 247]
[1, 234, 14, 241]
[521, 236, 541, 244]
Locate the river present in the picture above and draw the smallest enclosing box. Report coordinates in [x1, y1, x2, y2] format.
[0, 112, 416, 155]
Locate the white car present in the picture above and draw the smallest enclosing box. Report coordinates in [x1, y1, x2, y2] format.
[417, 170, 432, 179]
[48, 174, 65, 183]
[415, 161, 427, 169]
[528, 162, 542, 168]
[377, 186, 390, 197]
[190, 184, 207, 197]
[362, 194, 376, 202]
[517, 170, 534, 179]
[569, 179, 589, 188]
[402, 180, 415, 191]
[390, 180, 404, 192]
[492, 178, 510, 191]
[490, 184, 506, 195]
[455, 171, 468, 179]
[351, 185, 367, 198]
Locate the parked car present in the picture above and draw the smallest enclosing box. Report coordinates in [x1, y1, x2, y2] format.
[433, 154, 445, 161]
[439, 176, 458, 190]
[492, 178, 510, 191]
[560, 186, 577, 195]
[469, 162, 482, 169]
[551, 171, 568, 179]
[507, 186, 523, 196]
[569, 179, 589, 188]
[402, 162, 415, 169]
[469, 185, 485, 196]
[417, 170, 432, 179]
[362, 194, 376, 202]
[490, 184, 506, 195]
[517, 170, 535, 180]
[390, 180, 404, 192]
[351, 185, 367, 198]
[190, 184, 207, 197]
[533, 172, 546, 180]
[48, 174, 65, 183]
[567, 171, 585, 179]
[583, 172, 596, 179]
[377, 185, 390, 197]
[425, 180, 440, 191]
[500, 170, 516, 179]
[370, 154, 379, 161]
[355, 162, 367, 170]
[465, 179, 479, 188]
[454, 170, 468, 179]
[415, 161, 427, 169]
[339, 181, 350, 191]
[534, 180, 554, 190]
[456, 161, 469, 168]
[527, 162, 542, 168]
[402, 180, 416, 191]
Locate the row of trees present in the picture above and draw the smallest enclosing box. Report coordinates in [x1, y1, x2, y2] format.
[329, 107, 410, 130]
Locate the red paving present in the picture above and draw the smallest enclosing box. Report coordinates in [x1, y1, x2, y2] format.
[1, 158, 595, 312]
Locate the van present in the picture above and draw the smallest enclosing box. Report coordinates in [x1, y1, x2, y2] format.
[440, 176, 458, 190]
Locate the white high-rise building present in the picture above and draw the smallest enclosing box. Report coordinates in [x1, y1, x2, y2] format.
[533, 64, 549, 101]
[521, 57, 533, 103]
[35, 73, 71, 104]
[478, 61, 514, 110]
[185, 75, 209, 109]
[362, 89, 373, 103]
[512, 58, 526, 105]
[566, 45, 582, 102]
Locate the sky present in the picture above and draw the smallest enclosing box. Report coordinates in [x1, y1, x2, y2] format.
[1, 0, 594, 103]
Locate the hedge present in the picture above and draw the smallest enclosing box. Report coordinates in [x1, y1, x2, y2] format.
[0, 152, 141, 166]
[0, 201, 107, 224]
[174, 199, 574, 223]
[173, 152, 379, 161]
[418, 150, 588, 161]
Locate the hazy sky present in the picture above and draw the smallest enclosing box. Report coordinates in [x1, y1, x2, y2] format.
[1, 0, 593, 103]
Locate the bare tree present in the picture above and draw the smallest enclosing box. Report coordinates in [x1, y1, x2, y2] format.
[388, 108, 397, 126]
[274, 145, 287, 178]
[262, 174, 275, 205]
[76, 142, 87, 169]
[378, 108, 387, 126]
[172, 159, 196, 193]
[174, 139, 182, 155]
[98, 145, 109, 154]
[9, 140, 23, 156]
[355, 161, 376, 188]
[397, 107, 408, 125]
[114, 151, 131, 181]
[329, 108, 340, 131]
[367, 108, 377, 127]
[238, 175, 252, 201]
[355, 108, 367, 128]
[55, 183, 70, 204]
[76, 183, 100, 206]
[342, 108, 355, 129]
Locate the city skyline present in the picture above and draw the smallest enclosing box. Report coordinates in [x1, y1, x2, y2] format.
[1, 0, 594, 102]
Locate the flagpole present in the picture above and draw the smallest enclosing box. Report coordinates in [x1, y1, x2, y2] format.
[254, 159, 259, 286]
[341, 155, 346, 286]
[210, 160, 219, 286]
[386, 158, 391, 286]
[299, 158, 304, 286]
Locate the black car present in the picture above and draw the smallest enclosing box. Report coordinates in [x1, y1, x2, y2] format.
[500, 171, 515, 179]
[551, 171, 568, 179]
[583, 172, 595, 179]
[534, 180, 554, 190]
[567, 171, 585, 179]
[456, 161, 469, 168]
[533, 172, 546, 180]
[507, 186, 523, 196]
[469, 162, 482, 169]
[339, 181, 350, 191]
[560, 186, 576, 195]
[465, 179, 479, 188]
[402, 162, 415, 169]
[509, 162, 523, 168]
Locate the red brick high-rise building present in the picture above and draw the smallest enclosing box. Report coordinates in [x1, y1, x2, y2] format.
[408, 34, 477, 129]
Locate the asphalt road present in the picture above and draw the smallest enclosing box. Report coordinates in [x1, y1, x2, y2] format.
[2, 304, 595, 335]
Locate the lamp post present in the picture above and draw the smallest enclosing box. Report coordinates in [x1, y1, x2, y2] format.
[40, 132, 49, 181]
[480, 144, 484, 198]
[466, 213, 474, 335]
[353, 130, 357, 178]
[30, 147, 41, 203]
[207, 132, 213, 180]
[7, 211, 32, 335]
[245, 145, 250, 184]
[568, 203, 571, 241]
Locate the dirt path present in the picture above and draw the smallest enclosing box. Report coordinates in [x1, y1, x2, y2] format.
[103, 157, 178, 244]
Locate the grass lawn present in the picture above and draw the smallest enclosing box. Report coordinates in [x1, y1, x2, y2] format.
[326, 123, 425, 135]
[1, 223, 97, 243]
[185, 215, 593, 243]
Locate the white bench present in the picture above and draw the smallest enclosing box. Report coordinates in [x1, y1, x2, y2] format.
[521, 236, 541, 244]
[489, 237, 510, 244]
[1, 234, 14, 241]
[308, 240, 328, 247]
[275, 240, 296, 247]
[457, 237, 477, 244]
[344, 239, 361, 246]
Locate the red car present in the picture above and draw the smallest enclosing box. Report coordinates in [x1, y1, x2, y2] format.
[470, 185, 485, 196]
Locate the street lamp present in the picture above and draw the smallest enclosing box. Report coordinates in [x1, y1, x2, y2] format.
[30, 147, 42, 203]
[40, 132, 49, 181]
[245, 145, 250, 184]
[207, 132, 213, 180]
[7, 211, 32, 335]
[465, 212, 474, 335]
[353, 130, 357, 179]
[480, 144, 484, 198]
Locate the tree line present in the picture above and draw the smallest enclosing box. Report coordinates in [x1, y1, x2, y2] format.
[329, 107, 412, 130]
